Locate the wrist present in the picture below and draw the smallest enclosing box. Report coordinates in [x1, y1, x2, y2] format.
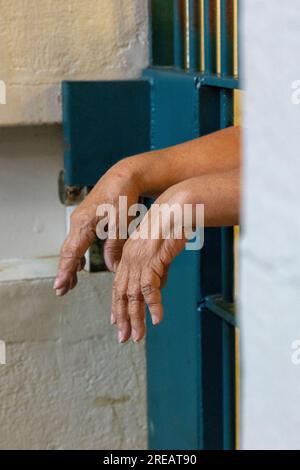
[106, 156, 144, 194]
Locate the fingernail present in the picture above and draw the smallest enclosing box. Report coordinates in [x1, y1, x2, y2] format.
[152, 315, 161, 326]
[53, 279, 59, 289]
[56, 288, 65, 297]
[118, 331, 125, 343]
[132, 329, 139, 343]
[111, 314, 116, 325]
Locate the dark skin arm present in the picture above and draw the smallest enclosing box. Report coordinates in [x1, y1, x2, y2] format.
[112, 168, 240, 342]
[54, 126, 241, 296]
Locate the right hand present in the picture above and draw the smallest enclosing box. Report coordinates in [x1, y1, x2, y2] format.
[53, 162, 140, 297]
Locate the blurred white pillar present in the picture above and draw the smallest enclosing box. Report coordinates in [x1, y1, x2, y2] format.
[241, 0, 300, 449]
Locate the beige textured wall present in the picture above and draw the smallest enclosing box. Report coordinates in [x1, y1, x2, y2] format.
[0, 0, 149, 124]
[0, 272, 147, 450]
[0, 126, 65, 259]
[0, 0, 149, 449]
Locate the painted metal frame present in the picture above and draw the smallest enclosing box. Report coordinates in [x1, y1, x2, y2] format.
[148, 0, 238, 450]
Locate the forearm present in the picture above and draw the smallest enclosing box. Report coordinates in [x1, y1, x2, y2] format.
[154, 168, 241, 227]
[117, 126, 241, 197]
[82, 125, 240, 208]
[112, 168, 241, 341]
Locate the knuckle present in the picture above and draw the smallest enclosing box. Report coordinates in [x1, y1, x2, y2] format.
[70, 211, 85, 226]
[113, 286, 127, 302]
[129, 312, 143, 321]
[127, 288, 143, 303]
[60, 245, 78, 260]
[141, 283, 155, 297]
[116, 317, 128, 326]
[122, 243, 135, 262]
[71, 212, 95, 237]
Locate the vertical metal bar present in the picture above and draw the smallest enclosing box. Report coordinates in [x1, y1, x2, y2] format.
[220, 0, 234, 76]
[221, 227, 234, 303]
[186, 0, 200, 71]
[220, 86, 235, 449]
[235, 326, 241, 449]
[237, 0, 241, 78]
[184, 0, 190, 69]
[203, 0, 217, 74]
[222, 321, 236, 449]
[220, 88, 234, 303]
[200, 0, 205, 72]
[233, 0, 239, 76]
[174, 0, 185, 68]
[151, 0, 174, 66]
[216, 0, 221, 74]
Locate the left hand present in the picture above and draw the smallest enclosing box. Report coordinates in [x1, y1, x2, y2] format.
[111, 189, 187, 343]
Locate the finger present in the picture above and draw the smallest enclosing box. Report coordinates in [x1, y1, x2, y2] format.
[54, 211, 96, 294]
[127, 275, 146, 342]
[113, 265, 131, 343]
[69, 273, 78, 290]
[56, 275, 75, 296]
[141, 268, 163, 326]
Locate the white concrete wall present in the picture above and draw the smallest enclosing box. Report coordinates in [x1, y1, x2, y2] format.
[0, 0, 149, 124]
[0, 273, 146, 450]
[0, 126, 65, 260]
[0, 0, 148, 450]
[241, 0, 300, 450]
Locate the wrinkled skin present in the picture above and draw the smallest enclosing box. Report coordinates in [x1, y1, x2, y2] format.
[54, 127, 241, 343]
[111, 170, 240, 343]
[112, 219, 186, 343]
[54, 167, 141, 296]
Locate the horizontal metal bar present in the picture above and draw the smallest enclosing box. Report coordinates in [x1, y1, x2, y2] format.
[146, 66, 240, 89]
[200, 294, 236, 327]
[200, 73, 239, 89]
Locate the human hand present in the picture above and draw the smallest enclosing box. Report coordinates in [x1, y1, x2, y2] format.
[54, 163, 141, 296]
[111, 188, 188, 343]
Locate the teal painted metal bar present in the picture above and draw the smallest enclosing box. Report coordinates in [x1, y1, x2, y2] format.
[221, 227, 234, 303]
[143, 68, 203, 450]
[220, 88, 234, 303]
[203, 295, 235, 327]
[220, 0, 234, 76]
[146, 66, 239, 89]
[222, 321, 236, 449]
[187, 0, 200, 72]
[201, 73, 239, 89]
[151, 0, 174, 66]
[173, 0, 184, 69]
[203, 0, 217, 74]
[219, 86, 236, 449]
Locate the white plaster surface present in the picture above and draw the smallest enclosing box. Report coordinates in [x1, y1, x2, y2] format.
[0, 0, 149, 124]
[240, 0, 300, 450]
[0, 0, 149, 450]
[0, 257, 59, 283]
[0, 271, 147, 450]
[0, 125, 65, 260]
